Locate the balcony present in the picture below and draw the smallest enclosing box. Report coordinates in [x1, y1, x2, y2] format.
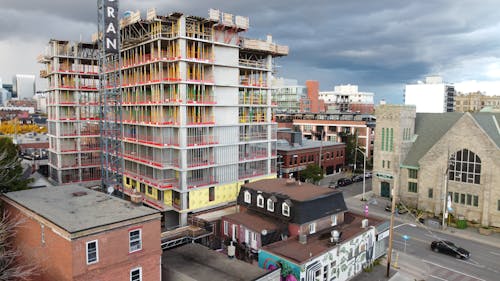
[187, 176, 218, 189]
[123, 169, 178, 190]
[187, 135, 218, 147]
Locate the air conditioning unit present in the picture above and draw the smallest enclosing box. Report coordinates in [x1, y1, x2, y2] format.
[330, 230, 340, 243]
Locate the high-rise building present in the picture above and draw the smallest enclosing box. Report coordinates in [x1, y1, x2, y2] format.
[39, 40, 101, 185]
[319, 84, 374, 114]
[404, 76, 455, 113]
[40, 9, 287, 227]
[271, 77, 307, 113]
[12, 74, 36, 99]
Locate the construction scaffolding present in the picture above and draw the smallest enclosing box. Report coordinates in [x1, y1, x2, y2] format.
[98, 0, 124, 195]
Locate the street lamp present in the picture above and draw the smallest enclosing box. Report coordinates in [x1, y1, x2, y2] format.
[356, 147, 367, 201]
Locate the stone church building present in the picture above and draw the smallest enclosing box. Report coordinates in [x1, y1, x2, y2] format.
[372, 104, 500, 227]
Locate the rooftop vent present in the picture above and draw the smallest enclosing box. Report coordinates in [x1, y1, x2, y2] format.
[361, 219, 369, 228]
[72, 191, 87, 197]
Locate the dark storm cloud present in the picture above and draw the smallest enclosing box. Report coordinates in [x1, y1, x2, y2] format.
[1, 0, 499, 102]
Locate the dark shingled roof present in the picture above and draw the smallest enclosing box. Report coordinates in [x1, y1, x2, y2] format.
[403, 112, 500, 167]
[243, 178, 336, 201]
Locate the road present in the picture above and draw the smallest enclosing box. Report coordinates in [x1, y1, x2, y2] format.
[320, 173, 500, 281]
[392, 224, 500, 281]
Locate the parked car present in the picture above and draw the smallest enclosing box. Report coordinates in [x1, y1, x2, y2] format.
[364, 172, 372, 178]
[431, 240, 470, 259]
[351, 175, 364, 182]
[328, 181, 338, 189]
[337, 178, 352, 187]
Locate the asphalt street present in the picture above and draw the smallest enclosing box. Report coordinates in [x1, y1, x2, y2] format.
[319, 173, 500, 281]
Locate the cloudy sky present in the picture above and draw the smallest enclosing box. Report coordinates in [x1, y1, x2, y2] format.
[1, 0, 499, 102]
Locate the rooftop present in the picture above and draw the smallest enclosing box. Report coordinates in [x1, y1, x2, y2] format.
[277, 138, 343, 151]
[162, 243, 276, 281]
[223, 209, 284, 234]
[2, 185, 159, 234]
[243, 178, 339, 202]
[262, 212, 384, 264]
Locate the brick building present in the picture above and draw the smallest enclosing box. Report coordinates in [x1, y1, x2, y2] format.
[1, 186, 162, 281]
[277, 130, 345, 178]
[373, 105, 500, 227]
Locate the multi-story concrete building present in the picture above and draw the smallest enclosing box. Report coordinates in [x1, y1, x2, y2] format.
[12, 74, 36, 99]
[372, 104, 500, 227]
[40, 9, 287, 227]
[404, 76, 455, 113]
[39, 40, 101, 185]
[454, 91, 500, 113]
[271, 77, 307, 113]
[0, 185, 162, 281]
[319, 84, 374, 114]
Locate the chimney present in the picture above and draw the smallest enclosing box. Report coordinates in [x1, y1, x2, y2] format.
[130, 192, 143, 205]
[298, 234, 307, 244]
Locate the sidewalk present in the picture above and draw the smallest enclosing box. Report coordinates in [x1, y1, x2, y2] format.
[345, 191, 500, 248]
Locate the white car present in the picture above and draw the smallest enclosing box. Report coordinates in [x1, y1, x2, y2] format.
[364, 172, 372, 178]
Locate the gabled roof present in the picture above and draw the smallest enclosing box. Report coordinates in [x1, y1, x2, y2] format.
[403, 112, 500, 167]
[472, 113, 500, 148]
[222, 210, 283, 233]
[403, 113, 462, 167]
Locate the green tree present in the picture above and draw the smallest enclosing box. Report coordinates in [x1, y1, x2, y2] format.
[300, 164, 324, 184]
[0, 137, 31, 193]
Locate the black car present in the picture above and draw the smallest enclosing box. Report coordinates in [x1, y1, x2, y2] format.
[351, 175, 364, 182]
[430, 240, 470, 259]
[337, 178, 352, 187]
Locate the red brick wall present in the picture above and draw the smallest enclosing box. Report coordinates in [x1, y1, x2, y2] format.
[73, 219, 161, 281]
[2, 200, 161, 281]
[3, 203, 73, 281]
[305, 81, 320, 113]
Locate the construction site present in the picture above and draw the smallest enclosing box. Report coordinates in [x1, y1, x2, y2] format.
[40, 8, 288, 227]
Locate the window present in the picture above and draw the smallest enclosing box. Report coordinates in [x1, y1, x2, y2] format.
[129, 229, 142, 253]
[466, 194, 472, 206]
[382, 160, 385, 168]
[130, 267, 142, 281]
[147, 186, 152, 195]
[86, 240, 98, 264]
[267, 198, 275, 212]
[309, 223, 316, 234]
[454, 192, 459, 203]
[390, 128, 394, 151]
[408, 182, 417, 193]
[498, 200, 500, 211]
[126, 177, 130, 185]
[460, 193, 466, 204]
[408, 169, 418, 179]
[381, 128, 385, 151]
[209, 187, 215, 202]
[282, 202, 290, 217]
[223, 221, 229, 235]
[244, 190, 251, 204]
[428, 188, 433, 198]
[331, 215, 337, 226]
[387, 161, 391, 169]
[257, 194, 264, 208]
[448, 149, 481, 184]
[473, 195, 479, 207]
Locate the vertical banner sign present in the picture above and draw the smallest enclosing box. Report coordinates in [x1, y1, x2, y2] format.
[104, 0, 119, 54]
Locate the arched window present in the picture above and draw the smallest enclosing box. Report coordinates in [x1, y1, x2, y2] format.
[257, 194, 264, 208]
[282, 202, 290, 217]
[267, 197, 275, 212]
[244, 190, 251, 204]
[448, 149, 481, 184]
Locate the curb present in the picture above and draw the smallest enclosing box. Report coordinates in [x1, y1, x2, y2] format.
[345, 193, 500, 249]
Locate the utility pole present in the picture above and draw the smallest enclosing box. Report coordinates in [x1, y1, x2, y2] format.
[386, 171, 399, 277]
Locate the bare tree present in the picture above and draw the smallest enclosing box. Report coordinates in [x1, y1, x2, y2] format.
[0, 211, 38, 281]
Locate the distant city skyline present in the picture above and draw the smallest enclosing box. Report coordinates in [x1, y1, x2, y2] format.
[1, 0, 499, 103]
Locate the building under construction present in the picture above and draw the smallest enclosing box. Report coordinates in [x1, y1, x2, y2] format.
[39, 9, 288, 227]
